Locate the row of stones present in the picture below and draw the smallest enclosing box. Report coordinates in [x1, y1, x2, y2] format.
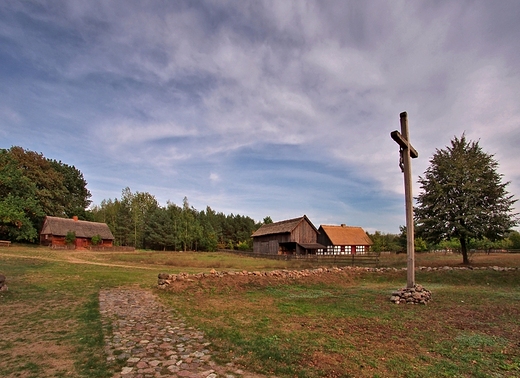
[158, 266, 359, 287]
[157, 265, 518, 288]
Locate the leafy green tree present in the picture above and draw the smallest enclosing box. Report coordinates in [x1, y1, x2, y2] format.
[0, 147, 92, 242]
[436, 238, 461, 252]
[368, 231, 401, 252]
[7, 146, 68, 217]
[200, 206, 223, 244]
[128, 189, 159, 249]
[145, 207, 175, 250]
[0, 150, 44, 241]
[91, 192, 261, 251]
[398, 225, 429, 252]
[91, 198, 132, 247]
[0, 194, 42, 241]
[180, 197, 199, 251]
[49, 159, 92, 218]
[197, 212, 219, 252]
[508, 231, 520, 250]
[166, 201, 182, 250]
[415, 134, 518, 264]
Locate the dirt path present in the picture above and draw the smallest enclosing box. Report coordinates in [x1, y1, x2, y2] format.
[0, 252, 156, 270]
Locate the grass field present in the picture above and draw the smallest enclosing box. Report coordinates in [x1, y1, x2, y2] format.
[1, 246, 519, 377]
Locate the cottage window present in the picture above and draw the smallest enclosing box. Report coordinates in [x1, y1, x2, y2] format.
[327, 245, 334, 254]
[356, 245, 365, 254]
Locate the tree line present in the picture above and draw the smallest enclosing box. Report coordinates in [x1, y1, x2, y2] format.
[1, 136, 518, 259]
[0, 146, 91, 242]
[0, 147, 262, 250]
[89, 188, 261, 251]
[366, 227, 520, 254]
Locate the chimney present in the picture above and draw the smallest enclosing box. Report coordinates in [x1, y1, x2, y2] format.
[72, 216, 78, 222]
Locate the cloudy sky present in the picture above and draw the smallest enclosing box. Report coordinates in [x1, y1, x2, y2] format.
[1, 1, 519, 233]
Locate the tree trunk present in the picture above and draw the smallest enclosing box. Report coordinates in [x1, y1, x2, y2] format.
[460, 237, 470, 265]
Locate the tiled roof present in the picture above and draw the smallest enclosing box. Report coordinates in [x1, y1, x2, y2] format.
[319, 225, 373, 246]
[252, 215, 317, 237]
[40, 216, 115, 240]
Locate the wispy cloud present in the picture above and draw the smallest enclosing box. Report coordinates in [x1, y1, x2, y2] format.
[1, 0, 519, 232]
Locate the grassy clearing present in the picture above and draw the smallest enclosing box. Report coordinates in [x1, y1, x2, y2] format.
[159, 256, 520, 378]
[0, 249, 156, 377]
[0, 246, 519, 377]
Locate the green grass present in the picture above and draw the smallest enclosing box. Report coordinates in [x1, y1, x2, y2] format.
[161, 266, 520, 377]
[1, 246, 519, 377]
[0, 250, 156, 377]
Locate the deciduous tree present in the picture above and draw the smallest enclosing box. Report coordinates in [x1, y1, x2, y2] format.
[0, 150, 44, 241]
[415, 135, 518, 264]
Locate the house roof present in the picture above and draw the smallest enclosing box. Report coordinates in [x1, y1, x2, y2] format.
[251, 215, 318, 237]
[40, 216, 115, 240]
[319, 225, 373, 246]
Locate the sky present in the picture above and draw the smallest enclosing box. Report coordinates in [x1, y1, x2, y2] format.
[1, 1, 519, 234]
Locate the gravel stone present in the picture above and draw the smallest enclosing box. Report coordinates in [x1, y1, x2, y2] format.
[100, 288, 273, 378]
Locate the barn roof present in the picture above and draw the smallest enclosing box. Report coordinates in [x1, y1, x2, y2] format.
[40, 216, 114, 240]
[251, 215, 318, 237]
[319, 225, 373, 246]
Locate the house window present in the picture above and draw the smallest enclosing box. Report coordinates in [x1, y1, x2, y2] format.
[334, 245, 341, 254]
[344, 246, 351, 255]
[327, 246, 334, 254]
[356, 245, 365, 254]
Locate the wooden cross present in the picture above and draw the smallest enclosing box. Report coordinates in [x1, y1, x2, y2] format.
[391, 112, 418, 288]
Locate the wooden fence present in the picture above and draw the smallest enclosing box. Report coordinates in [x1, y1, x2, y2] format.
[87, 246, 135, 252]
[222, 250, 380, 267]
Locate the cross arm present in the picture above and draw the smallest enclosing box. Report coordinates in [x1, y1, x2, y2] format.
[391, 130, 418, 158]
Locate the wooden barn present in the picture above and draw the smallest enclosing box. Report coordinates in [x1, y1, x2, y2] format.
[40, 216, 114, 249]
[251, 215, 324, 255]
[317, 224, 373, 255]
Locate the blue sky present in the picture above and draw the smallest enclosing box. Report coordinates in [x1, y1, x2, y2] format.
[1, 1, 519, 233]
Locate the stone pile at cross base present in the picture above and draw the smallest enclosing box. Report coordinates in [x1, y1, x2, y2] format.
[99, 288, 273, 378]
[389, 284, 432, 305]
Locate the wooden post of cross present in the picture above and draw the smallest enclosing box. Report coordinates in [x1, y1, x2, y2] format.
[391, 112, 418, 288]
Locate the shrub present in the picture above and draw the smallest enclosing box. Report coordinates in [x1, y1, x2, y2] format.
[237, 241, 251, 251]
[65, 231, 76, 245]
[91, 234, 102, 246]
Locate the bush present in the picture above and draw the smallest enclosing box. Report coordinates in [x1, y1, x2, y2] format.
[91, 234, 102, 246]
[237, 241, 251, 251]
[65, 231, 76, 245]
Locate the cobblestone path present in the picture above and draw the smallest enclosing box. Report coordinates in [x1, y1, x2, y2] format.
[99, 288, 271, 378]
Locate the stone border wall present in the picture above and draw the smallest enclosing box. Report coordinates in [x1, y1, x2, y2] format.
[157, 265, 518, 289]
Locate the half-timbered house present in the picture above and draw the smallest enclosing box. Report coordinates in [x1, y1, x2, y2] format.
[317, 224, 373, 255]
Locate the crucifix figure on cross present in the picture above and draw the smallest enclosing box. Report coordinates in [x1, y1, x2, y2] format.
[391, 112, 418, 288]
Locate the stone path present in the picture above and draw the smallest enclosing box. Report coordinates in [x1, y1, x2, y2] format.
[99, 288, 271, 378]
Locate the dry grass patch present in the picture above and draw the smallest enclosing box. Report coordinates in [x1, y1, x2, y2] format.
[0, 294, 80, 377]
[159, 267, 520, 377]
